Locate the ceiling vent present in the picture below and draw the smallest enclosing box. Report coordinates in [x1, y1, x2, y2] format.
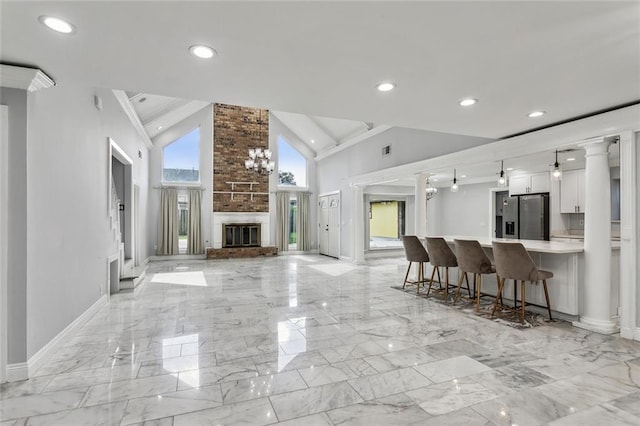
[382, 144, 391, 157]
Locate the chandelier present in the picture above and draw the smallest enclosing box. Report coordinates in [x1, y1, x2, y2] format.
[244, 109, 275, 175]
[245, 148, 275, 175]
[425, 178, 438, 200]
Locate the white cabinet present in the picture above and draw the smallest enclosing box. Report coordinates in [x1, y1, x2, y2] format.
[509, 172, 550, 196]
[560, 169, 585, 213]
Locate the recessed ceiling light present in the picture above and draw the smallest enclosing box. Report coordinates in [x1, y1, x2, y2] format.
[566, 157, 575, 162]
[461, 175, 467, 178]
[506, 167, 514, 171]
[310, 139, 315, 144]
[527, 110, 546, 118]
[38, 15, 76, 34]
[432, 178, 438, 182]
[459, 98, 478, 107]
[189, 45, 216, 59]
[376, 82, 396, 92]
[157, 125, 163, 130]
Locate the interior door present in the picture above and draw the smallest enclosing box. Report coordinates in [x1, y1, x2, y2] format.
[318, 197, 329, 255]
[328, 195, 340, 258]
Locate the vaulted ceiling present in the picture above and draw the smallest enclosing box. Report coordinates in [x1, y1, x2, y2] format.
[2, 1, 638, 141]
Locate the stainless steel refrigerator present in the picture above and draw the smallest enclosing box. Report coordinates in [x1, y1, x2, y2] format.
[502, 194, 550, 241]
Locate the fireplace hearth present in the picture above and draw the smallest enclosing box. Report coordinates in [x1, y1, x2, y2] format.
[223, 223, 261, 248]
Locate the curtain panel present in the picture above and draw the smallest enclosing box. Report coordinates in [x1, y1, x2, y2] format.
[276, 192, 290, 252]
[297, 192, 311, 251]
[187, 189, 204, 254]
[157, 187, 179, 255]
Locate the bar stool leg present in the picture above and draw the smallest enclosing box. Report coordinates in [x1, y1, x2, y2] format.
[465, 273, 471, 297]
[454, 272, 465, 303]
[476, 274, 482, 312]
[542, 279, 553, 320]
[435, 267, 442, 289]
[403, 261, 412, 289]
[492, 276, 505, 317]
[417, 262, 423, 293]
[520, 280, 526, 323]
[427, 266, 437, 296]
[445, 267, 449, 291]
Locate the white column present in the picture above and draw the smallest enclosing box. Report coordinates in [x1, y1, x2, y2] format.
[415, 173, 427, 237]
[351, 184, 365, 264]
[618, 131, 637, 339]
[573, 138, 618, 334]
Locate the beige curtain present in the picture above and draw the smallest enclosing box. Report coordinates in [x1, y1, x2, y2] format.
[187, 189, 203, 254]
[297, 192, 311, 251]
[276, 192, 290, 252]
[157, 188, 178, 255]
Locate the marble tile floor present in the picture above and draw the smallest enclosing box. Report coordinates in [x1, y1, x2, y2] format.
[1, 254, 639, 425]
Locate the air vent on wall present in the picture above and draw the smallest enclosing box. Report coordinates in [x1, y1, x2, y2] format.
[382, 144, 391, 157]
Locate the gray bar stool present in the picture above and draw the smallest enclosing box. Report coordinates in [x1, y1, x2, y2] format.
[492, 241, 553, 323]
[453, 239, 497, 311]
[401, 236, 431, 293]
[425, 237, 458, 300]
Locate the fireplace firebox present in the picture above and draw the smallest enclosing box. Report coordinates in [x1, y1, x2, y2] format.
[223, 223, 261, 248]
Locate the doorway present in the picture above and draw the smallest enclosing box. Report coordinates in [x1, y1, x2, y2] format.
[109, 138, 134, 273]
[368, 200, 405, 249]
[318, 192, 340, 258]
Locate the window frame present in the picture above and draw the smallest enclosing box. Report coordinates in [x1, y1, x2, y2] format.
[277, 134, 309, 192]
[161, 126, 202, 186]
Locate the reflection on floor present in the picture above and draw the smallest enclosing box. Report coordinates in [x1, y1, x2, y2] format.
[369, 236, 403, 249]
[2, 255, 639, 425]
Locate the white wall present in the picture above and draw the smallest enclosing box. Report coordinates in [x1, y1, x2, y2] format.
[150, 106, 213, 252]
[429, 181, 493, 237]
[0, 88, 27, 364]
[636, 131, 640, 327]
[25, 84, 150, 360]
[317, 127, 492, 259]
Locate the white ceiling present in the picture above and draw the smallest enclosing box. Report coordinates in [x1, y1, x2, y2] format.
[2, 1, 638, 140]
[126, 92, 209, 139]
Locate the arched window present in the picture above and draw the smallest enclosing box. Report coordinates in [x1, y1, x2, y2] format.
[163, 128, 200, 183]
[278, 135, 307, 188]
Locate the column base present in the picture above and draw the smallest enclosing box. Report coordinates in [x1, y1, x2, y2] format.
[572, 316, 620, 335]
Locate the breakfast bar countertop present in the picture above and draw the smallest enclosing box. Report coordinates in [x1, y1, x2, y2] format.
[439, 236, 585, 254]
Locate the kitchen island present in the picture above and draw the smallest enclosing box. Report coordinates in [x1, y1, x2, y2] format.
[438, 236, 620, 321]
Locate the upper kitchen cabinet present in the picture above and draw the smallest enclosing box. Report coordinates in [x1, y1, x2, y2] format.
[509, 172, 550, 196]
[560, 169, 585, 213]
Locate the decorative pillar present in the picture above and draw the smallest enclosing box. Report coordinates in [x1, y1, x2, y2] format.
[573, 138, 618, 334]
[415, 173, 427, 237]
[618, 131, 637, 339]
[351, 184, 365, 264]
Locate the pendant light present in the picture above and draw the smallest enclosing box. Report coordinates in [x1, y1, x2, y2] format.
[552, 150, 562, 180]
[450, 169, 459, 192]
[497, 160, 507, 187]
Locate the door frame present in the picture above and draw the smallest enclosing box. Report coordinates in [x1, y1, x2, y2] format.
[0, 105, 8, 382]
[109, 138, 134, 267]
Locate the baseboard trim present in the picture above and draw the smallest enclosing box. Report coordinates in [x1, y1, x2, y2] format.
[28, 294, 108, 376]
[149, 254, 206, 261]
[7, 362, 28, 382]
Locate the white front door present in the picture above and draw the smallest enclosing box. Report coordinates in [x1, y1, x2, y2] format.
[318, 197, 329, 255]
[328, 195, 340, 258]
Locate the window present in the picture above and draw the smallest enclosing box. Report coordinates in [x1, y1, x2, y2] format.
[278, 135, 307, 187]
[289, 195, 298, 250]
[163, 128, 200, 183]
